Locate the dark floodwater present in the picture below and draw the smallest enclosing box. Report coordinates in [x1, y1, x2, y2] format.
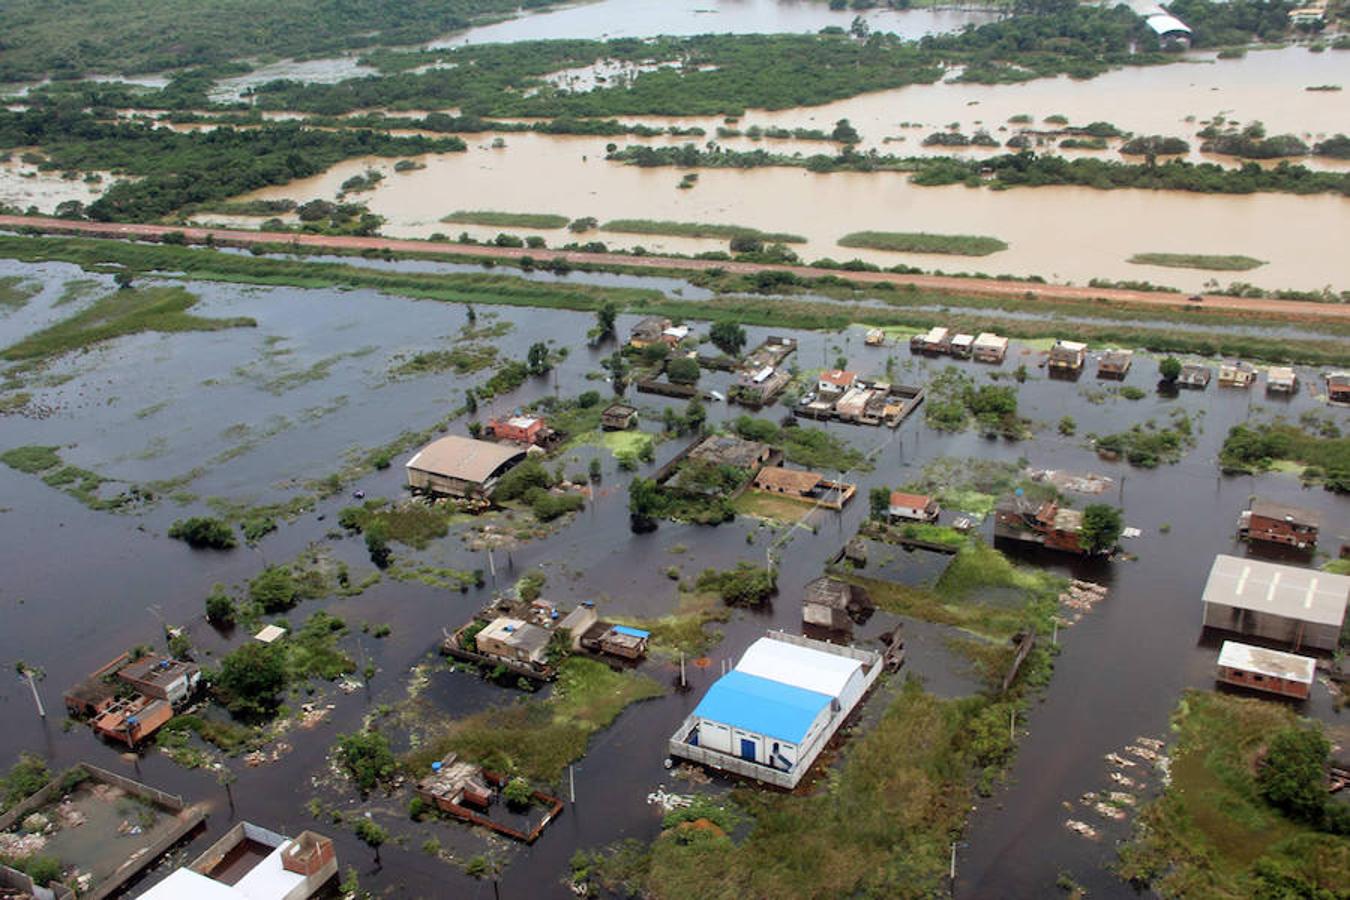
[0, 256, 1345, 898]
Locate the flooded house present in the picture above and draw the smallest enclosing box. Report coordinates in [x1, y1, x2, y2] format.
[668, 632, 882, 788]
[1265, 366, 1298, 394]
[888, 491, 939, 523]
[910, 326, 951, 354]
[1237, 498, 1319, 551]
[949, 333, 975, 359]
[731, 364, 791, 406]
[405, 435, 527, 499]
[1200, 555, 1349, 653]
[1215, 641, 1315, 701]
[752, 466, 856, 509]
[864, 328, 885, 346]
[972, 332, 1009, 363]
[994, 495, 1085, 554]
[802, 577, 871, 631]
[817, 369, 858, 394]
[415, 754, 563, 843]
[141, 824, 338, 900]
[1327, 371, 1350, 404]
[475, 617, 552, 665]
[91, 694, 173, 747]
[558, 604, 651, 660]
[1047, 340, 1087, 375]
[629, 316, 672, 348]
[600, 402, 638, 430]
[687, 434, 774, 471]
[486, 414, 551, 446]
[115, 655, 201, 706]
[1096, 349, 1134, 379]
[1218, 359, 1257, 387]
[1177, 363, 1212, 389]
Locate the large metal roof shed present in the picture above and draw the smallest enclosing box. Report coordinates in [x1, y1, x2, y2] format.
[1201, 554, 1349, 652]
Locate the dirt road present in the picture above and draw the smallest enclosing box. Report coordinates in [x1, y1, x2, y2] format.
[2, 214, 1346, 322]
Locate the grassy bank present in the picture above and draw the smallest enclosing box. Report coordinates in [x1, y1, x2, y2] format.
[614, 589, 730, 656]
[1117, 691, 1349, 897]
[1, 236, 1347, 368]
[839, 231, 1009, 257]
[1, 444, 146, 511]
[404, 657, 663, 784]
[1128, 252, 1266, 271]
[440, 210, 570, 229]
[602, 220, 806, 244]
[1, 286, 255, 366]
[1218, 420, 1349, 491]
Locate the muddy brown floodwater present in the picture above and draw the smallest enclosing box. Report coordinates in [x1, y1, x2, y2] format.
[0, 252, 1346, 898]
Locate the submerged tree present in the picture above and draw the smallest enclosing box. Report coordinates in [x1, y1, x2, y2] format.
[1079, 504, 1124, 554]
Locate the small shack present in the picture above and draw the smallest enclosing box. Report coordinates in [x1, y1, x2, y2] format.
[1266, 366, 1298, 394]
[864, 328, 885, 346]
[688, 434, 773, 470]
[487, 415, 549, 446]
[406, 435, 527, 499]
[92, 694, 173, 747]
[972, 333, 1009, 363]
[1048, 340, 1087, 374]
[1216, 641, 1315, 701]
[888, 491, 939, 523]
[1326, 372, 1350, 404]
[1218, 360, 1256, 387]
[629, 316, 671, 348]
[597, 625, 650, 660]
[1200, 555, 1349, 653]
[802, 577, 871, 631]
[1177, 363, 1211, 389]
[994, 495, 1085, 554]
[1238, 499, 1319, 551]
[949, 333, 975, 359]
[600, 403, 638, 430]
[1097, 349, 1134, 379]
[910, 327, 950, 354]
[116, 656, 201, 707]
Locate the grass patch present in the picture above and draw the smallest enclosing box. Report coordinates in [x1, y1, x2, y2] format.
[1128, 253, 1266, 272]
[733, 490, 819, 523]
[838, 231, 1008, 256]
[0, 444, 62, 473]
[1, 444, 146, 511]
[0, 275, 41, 310]
[616, 590, 731, 656]
[441, 210, 570, 229]
[405, 657, 663, 784]
[339, 498, 455, 549]
[1117, 691, 1349, 897]
[53, 278, 103, 307]
[388, 344, 498, 379]
[1, 286, 255, 364]
[602, 220, 806, 243]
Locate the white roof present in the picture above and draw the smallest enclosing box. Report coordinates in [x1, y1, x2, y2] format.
[1217, 641, 1316, 684]
[751, 365, 774, 384]
[1055, 340, 1087, 352]
[1146, 12, 1192, 34]
[140, 868, 241, 900]
[734, 636, 862, 700]
[1267, 366, 1296, 382]
[663, 325, 690, 339]
[974, 332, 1008, 349]
[254, 625, 286, 644]
[507, 415, 539, 429]
[138, 841, 310, 900]
[950, 333, 974, 347]
[1202, 555, 1349, 627]
[922, 326, 949, 343]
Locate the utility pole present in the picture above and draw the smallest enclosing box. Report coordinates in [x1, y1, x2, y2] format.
[569, 765, 576, 803]
[16, 662, 45, 718]
[679, 652, 686, 688]
[950, 841, 957, 881]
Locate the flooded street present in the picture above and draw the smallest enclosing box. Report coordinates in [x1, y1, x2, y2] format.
[0, 250, 1346, 896]
[239, 138, 1350, 291]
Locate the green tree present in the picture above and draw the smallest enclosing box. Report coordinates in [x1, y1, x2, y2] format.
[1259, 726, 1330, 823]
[503, 776, 534, 809]
[709, 321, 748, 356]
[685, 397, 707, 432]
[353, 818, 388, 866]
[114, 270, 135, 290]
[336, 730, 396, 795]
[595, 301, 617, 339]
[214, 642, 286, 719]
[1058, 416, 1077, 436]
[249, 565, 298, 613]
[832, 118, 861, 143]
[365, 520, 392, 568]
[1159, 356, 1182, 382]
[628, 477, 666, 531]
[168, 516, 237, 550]
[527, 341, 551, 375]
[667, 356, 701, 385]
[464, 388, 477, 414]
[869, 486, 891, 521]
[1079, 504, 1123, 554]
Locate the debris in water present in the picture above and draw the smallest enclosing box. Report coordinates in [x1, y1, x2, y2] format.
[646, 787, 693, 812]
[1105, 753, 1136, 768]
[1065, 819, 1099, 840]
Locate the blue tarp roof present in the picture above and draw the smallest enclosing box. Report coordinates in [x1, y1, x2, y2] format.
[612, 625, 650, 639]
[693, 670, 831, 744]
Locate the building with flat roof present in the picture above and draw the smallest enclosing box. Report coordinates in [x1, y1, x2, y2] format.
[1048, 340, 1087, 374]
[116, 655, 201, 706]
[1327, 372, 1350, 404]
[1177, 363, 1211, 389]
[1238, 498, 1319, 551]
[1097, 349, 1134, 379]
[487, 415, 548, 446]
[600, 403, 638, 430]
[475, 617, 552, 665]
[889, 491, 939, 523]
[1266, 366, 1298, 394]
[1201, 555, 1349, 652]
[972, 332, 1009, 363]
[406, 435, 527, 499]
[1216, 640, 1316, 700]
[1218, 360, 1256, 387]
[139, 823, 337, 900]
[669, 632, 881, 788]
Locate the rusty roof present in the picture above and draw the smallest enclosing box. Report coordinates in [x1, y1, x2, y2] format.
[1249, 498, 1320, 527]
[889, 491, 933, 508]
[755, 467, 823, 493]
[406, 435, 526, 483]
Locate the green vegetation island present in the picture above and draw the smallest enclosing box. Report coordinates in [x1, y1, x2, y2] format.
[839, 231, 1009, 256]
[1128, 253, 1266, 272]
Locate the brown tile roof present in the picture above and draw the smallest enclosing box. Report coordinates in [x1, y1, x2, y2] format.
[889, 491, 933, 509]
[754, 467, 823, 493]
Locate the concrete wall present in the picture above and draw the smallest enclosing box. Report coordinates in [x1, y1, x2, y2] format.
[1203, 603, 1340, 653]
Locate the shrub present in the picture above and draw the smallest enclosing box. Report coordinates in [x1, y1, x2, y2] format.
[697, 563, 775, 606]
[1080, 504, 1123, 554]
[168, 516, 237, 549]
[336, 730, 396, 794]
[1259, 726, 1330, 823]
[249, 565, 299, 613]
[214, 642, 287, 719]
[503, 777, 533, 809]
[666, 357, 700, 385]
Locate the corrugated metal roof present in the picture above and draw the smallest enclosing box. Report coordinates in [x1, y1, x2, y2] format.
[612, 625, 650, 639]
[693, 670, 831, 743]
[406, 435, 526, 483]
[1249, 498, 1320, 527]
[1202, 555, 1349, 627]
[1217, 640, 1315, 684]
[735, 636, 862, 699]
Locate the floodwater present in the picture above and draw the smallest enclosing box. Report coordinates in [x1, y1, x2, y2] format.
[429, 0, 999, 47]
[240, 137, 1350, 291]
[0, 252, 1346, 898]
[0, 153, 108, 212]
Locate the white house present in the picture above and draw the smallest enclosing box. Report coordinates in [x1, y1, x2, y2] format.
[817, 369, 858, 393]
[669, 633, 879, 788]
[889, 491, 939, 523]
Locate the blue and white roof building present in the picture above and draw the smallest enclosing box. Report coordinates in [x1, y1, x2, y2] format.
[670, 632, 881, 788]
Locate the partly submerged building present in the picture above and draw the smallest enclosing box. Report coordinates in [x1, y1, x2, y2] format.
[1216, 640, 1315, 701]
[1047, 340, 1087, 375]
[140, 823, 337, 900]
[1200, 555, 1349, 653]
[406, 435, 527, 499]
[669, 632, 881, 788]
[972, 332, 1009, 363]
[1238, 498, 1319, 552]
[994, 495, 1087, 554]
